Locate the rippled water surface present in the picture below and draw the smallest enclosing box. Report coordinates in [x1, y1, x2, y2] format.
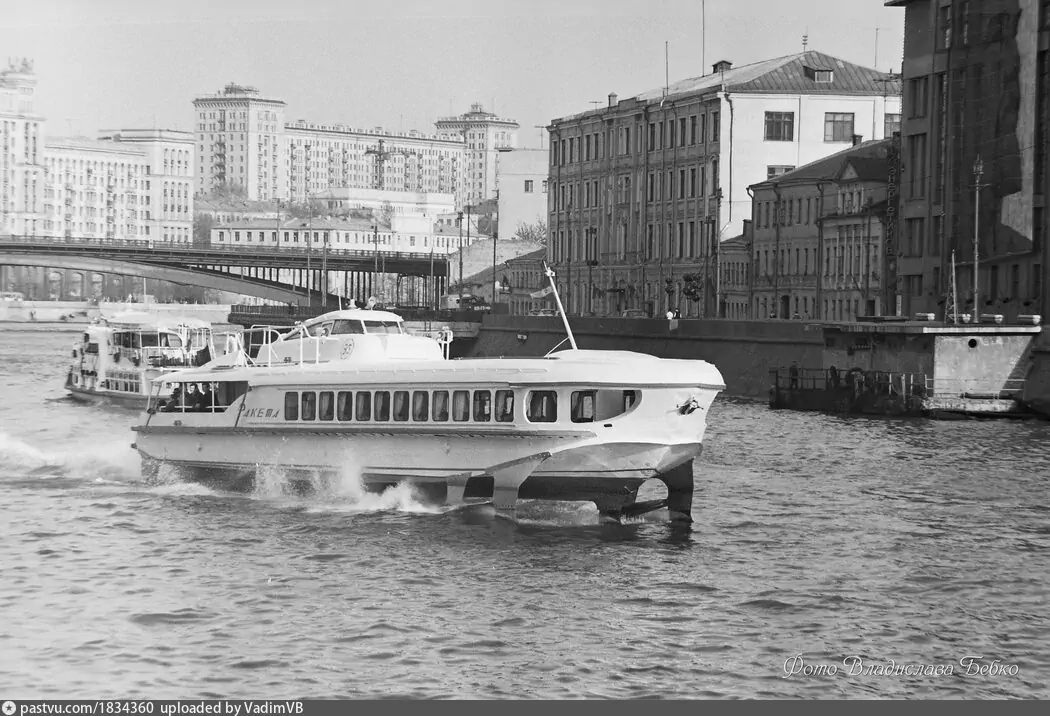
[1, 327, 1048, 699]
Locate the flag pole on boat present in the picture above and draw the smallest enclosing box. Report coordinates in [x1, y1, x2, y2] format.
[544, 262, 577, 350]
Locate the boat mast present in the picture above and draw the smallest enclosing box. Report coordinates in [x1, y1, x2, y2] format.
[544, 262, 578, 350]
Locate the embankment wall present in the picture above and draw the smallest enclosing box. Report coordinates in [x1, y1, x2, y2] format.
[467, 316, 823, 398]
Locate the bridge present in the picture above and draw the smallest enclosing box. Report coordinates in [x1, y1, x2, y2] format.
[0, 236, 452, 305]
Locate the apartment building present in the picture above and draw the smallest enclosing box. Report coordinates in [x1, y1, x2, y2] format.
[546, 51, 901, 317]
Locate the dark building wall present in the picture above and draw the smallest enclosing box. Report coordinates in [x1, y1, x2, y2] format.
[892, 0, 1048, 322]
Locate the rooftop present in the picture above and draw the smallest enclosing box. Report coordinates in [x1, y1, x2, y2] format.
[749, 138, 893, 190]
[553, 51, 901, 124]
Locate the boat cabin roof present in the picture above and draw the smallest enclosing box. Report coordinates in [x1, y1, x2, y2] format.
[156, 349, 726, 390]
[302, 308, 403, 324]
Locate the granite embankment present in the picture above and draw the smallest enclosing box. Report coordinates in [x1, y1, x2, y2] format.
[466, 315, 823, 398]
[1022, 332, 1050, 417]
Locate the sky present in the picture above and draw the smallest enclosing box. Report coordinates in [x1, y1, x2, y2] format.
[5, 0, 905, 149]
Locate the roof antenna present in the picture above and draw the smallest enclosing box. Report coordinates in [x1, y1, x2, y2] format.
[665, 40, 670, 96]
[802, 29, 809, 51]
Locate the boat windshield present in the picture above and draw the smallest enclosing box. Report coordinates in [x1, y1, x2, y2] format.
[329, 319, 365, 335]
[139, 332, 184, 348]
[363, 320, 403, 335]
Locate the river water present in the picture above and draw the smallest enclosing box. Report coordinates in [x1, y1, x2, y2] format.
[1, 327, 1048, 700]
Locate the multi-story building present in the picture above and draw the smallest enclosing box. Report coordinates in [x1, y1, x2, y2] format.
[717, 224, 752, 319]
[97, 129, 195, 242]
[748, 138, 892, 321]
[886, 0, 1048, 321]
[283, 121, 465, 207]
[191, 84, 468, 207]
[0, 58, 45, 237]
[41, 138, 148, 241]
[312, 186, 456, 221]
[436, 103, 519, 208]
[192, 83, 285, 202]
[546, 51, 901, 317]
[496, 148, 548, 240]
[209, 217, 478, 257]
[505, 248, 551, 315]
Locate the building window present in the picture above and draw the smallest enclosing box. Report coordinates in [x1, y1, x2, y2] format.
[767, 165, 795, 179]
[884, 113, 901, 137]
[824, 113, 855, 142]
[764, 112, 794, 141]
[524, 179, 534, 193]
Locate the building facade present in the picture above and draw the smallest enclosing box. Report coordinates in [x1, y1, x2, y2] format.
[505, 248, 550, 315]
[192, 83, 285, 202]
[210, 217, 476, 257]
[718, 226, 752, 319]
[97, 129, 195, 242]
[496, 148, 548, 240]
[0, 59, 45, 237]
[546, 51, 901, 317]
[312, 186, 456, 221]
[41, 138, 148, 241]
[435, 103, 519, 208]
[192, 84, 468, 208]
[748, 139, 892, 321]
[282, 122, 465, 207]
[886, 0, 1048, 321]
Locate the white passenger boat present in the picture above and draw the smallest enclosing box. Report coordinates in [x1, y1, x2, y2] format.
[131, 270, 725, 522]
[65, 312, 236, 408]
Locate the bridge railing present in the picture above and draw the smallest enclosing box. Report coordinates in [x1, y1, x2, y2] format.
[0, 235, 443, 262]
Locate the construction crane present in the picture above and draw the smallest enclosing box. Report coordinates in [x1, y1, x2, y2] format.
[364, 139, 412, 191]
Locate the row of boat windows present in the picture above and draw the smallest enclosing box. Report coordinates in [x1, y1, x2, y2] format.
[283, 389, 637, 424]
[103, 379, 141, 393]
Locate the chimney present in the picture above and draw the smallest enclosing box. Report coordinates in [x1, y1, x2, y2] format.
[712, 60, 733, 74]
[608, 92, 618, 108]
[852, 134, 863, 146]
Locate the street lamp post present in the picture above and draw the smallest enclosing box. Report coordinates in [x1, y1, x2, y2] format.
[972, 155, 984, 322]
[457, 211, 464, 307]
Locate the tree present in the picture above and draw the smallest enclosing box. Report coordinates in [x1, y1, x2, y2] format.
[192, 213, 213, 246]
[681, 273, 705, 309]
[513, 220, 548, 245]
[286, 200, 328, 219]
[202, 181, 247, 203]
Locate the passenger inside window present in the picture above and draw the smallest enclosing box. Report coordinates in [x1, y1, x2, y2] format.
[527, 391, 558, 422]
[301, 391, 317, 421]
[432, 391, 449, 421]
[337, 391, 353, 420]
[495, 390, 514, 422]
[374, 391, 391, 421]
[473, 390, 491, 422]
[355, 391, 371, 421]
[319, 391, 334, 421]
[452, 390, 470, 421]
[571, 390, 596, 423]
[412, 391, 429, 421]
[393, 391, 410, 421]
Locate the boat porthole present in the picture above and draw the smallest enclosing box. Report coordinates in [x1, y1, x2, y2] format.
[968, 338, 979, 349]
[603, 423, 613, 427]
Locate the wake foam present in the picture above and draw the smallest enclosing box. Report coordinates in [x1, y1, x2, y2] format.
[0, 430, 140, 484]
[252, 460, 443, 515]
